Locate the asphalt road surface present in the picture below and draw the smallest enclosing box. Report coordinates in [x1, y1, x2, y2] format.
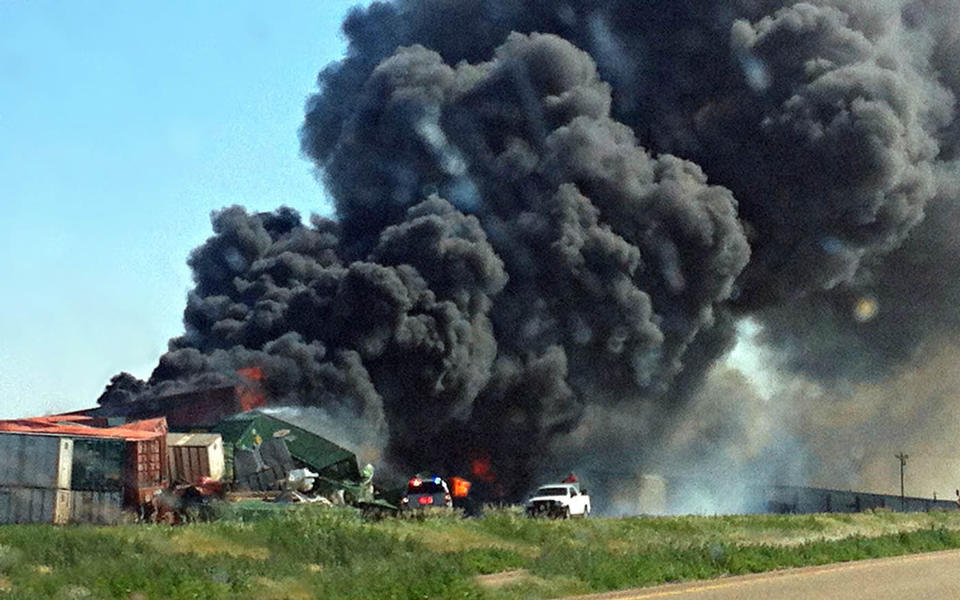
[566, 549, 960, 600]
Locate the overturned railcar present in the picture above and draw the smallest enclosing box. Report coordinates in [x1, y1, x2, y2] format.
[214, 411, 361, 491]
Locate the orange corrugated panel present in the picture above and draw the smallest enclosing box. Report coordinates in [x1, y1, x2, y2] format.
[25, 414, 97, 424]
[121, 418, 168, 434]
[126, 439, 163, 488]
[0, 417, 167, 442]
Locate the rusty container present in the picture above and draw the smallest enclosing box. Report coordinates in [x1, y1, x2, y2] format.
[124, 437, 167, 506]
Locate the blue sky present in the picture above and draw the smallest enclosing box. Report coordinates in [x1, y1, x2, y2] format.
[0, 1, 370, 417]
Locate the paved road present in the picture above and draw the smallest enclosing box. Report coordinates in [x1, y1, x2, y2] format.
[565, 549, 960, 600]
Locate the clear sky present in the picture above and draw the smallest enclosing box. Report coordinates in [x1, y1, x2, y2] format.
[0, 1, 369, 417]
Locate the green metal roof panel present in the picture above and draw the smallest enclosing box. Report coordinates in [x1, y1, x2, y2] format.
[212, 419, 254, 447]
[213, 412, 359, 479]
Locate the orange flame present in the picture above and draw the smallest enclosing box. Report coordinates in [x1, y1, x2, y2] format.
[236, 367, 267, 411]
[237, 366, 264, 381]
[470, 453, 496, 483]
[451, 477, 472, 498]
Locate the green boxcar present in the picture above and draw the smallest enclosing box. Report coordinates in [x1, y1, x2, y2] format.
[213, 412, 361, 483]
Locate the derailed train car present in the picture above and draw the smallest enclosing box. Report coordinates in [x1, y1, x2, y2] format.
[83, 367, 266, 429]
[213, 411, 374, 503]
[0, 416, 169, 524]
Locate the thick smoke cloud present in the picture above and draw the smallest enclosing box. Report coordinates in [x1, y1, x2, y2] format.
[756, 165, 960, 380]
[305, 30, 750, 490]
[308, 0, 957, 317]
[105, 0, 960, 502]
[136, 28, 749, 496]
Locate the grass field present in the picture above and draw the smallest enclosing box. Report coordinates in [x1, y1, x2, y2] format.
[0, 506, 959, 599]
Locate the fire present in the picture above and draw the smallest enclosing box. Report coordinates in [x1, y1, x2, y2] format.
[236, 367, 267, 411]
[237, 366, 264, 381]
[470, 453, 496, 483]
[450, 477, 471, 498]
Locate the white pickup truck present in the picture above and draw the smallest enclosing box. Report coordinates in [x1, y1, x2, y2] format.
[525, 483, 591, 518]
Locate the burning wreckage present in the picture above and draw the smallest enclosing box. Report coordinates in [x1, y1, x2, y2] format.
[0, 371, 419, 524]
[19, 0, 960, 520]
[0, 380, 342, 524]
[98, 0, 960, 517]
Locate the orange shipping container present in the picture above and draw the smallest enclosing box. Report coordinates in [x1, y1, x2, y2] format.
[124, 437, 166, 506]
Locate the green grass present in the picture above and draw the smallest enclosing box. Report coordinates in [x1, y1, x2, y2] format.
[0, 507, 958, 599]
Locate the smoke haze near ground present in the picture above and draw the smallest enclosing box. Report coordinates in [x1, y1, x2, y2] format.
[100, 0, 960, 506]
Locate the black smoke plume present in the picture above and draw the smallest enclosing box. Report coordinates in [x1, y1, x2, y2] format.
[105, 0, 960, 501]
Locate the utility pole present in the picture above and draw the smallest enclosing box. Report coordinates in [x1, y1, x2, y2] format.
[895, 452, 909, 511]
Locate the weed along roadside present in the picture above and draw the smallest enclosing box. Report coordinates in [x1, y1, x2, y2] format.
[0, 406, 957, 598]
[0, 398, 955, 600]
[0, 508, 956, 598]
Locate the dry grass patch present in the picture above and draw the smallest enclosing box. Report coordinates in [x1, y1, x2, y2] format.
[727, 512, 960, 548]
[248, 576, 314, 600]
[379, 516, 540, 558]
[405, 526, 498, 552]
[410, 526, 537, 557]
[474, 568, 530, 588]
[160, 529, 270, 560]
[480, 573, 588, 600]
